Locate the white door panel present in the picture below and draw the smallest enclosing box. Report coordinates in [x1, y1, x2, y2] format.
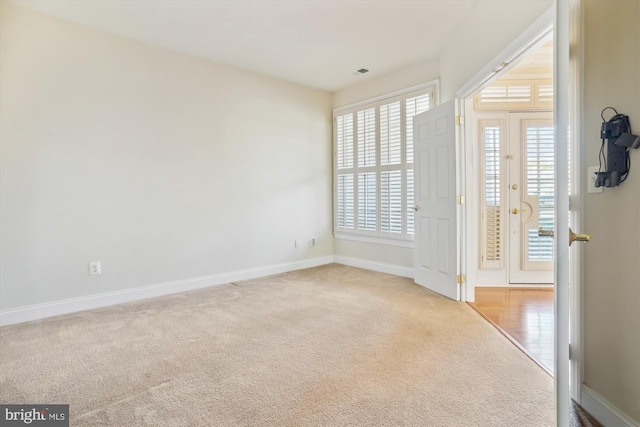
[414, 100, 459, 301]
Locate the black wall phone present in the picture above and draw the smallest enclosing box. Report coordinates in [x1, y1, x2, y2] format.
[595, 107, 640, 188]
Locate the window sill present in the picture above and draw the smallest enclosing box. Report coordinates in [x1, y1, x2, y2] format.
[334, 233, 415, 248]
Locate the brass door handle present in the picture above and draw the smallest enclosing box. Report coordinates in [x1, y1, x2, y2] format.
[569, 228, 590, 246]
[413, 205, 419, 212]
[537, 228, 590, 246]
[538, 228, 554, 237]
[512, 208, 519, 214]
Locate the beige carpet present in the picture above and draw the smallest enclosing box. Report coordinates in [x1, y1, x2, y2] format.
[0, 264, 554, 426]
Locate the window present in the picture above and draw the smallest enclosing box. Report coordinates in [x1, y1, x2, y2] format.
[333, 84, 435, 243]
[479, 119, 505, 269]
[474, 79, 553, 111]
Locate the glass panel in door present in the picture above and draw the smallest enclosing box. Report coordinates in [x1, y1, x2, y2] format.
[509, 113, 554, 284]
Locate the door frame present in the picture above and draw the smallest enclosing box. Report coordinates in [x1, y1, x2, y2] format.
[455, 0, 584, 410]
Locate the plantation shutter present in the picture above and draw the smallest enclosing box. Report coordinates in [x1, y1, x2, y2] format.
[336, 113, 355, 230]
[380, 170, 402, 233]
[405, 91, 431, 164]
[380, 101, 401, 165]
[474, 79, 552, 111]
[480, 119, 505, 269]
[336, 114, 354, 169]
[534, 79, 553, 110]
[332, 82, 435, 241]
[379, 99, 402, 235]
[358, 172, 376, 231]
[405, 90, 430, 235]
[525, 124, 555, 262]
[357, 108, 376, 167]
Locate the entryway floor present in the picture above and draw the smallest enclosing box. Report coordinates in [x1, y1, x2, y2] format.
[469, 287, 605, 426]
[468, 287, 554, 374]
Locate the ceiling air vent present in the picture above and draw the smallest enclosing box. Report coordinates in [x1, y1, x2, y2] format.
[356, 68, 369, 74]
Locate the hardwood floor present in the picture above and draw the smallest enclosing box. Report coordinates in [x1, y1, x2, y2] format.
[468, 287, 554, 374]
[469, 286, 604, 427]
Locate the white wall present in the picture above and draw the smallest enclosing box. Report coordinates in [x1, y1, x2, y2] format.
[0, 4, 333, 312]
[582, 0, 640, 422]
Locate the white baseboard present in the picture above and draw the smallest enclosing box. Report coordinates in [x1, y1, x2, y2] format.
[333, 255, 414, 279]
[581, 384, 639, 427]
[0, 256, 334, 327]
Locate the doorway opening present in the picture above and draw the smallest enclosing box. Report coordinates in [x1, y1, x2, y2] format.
[466, 37, 556, 374]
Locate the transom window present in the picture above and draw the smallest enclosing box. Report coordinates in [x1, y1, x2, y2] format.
[334, 83, 436, 243]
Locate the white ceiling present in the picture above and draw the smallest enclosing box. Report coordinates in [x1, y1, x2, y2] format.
[12, 0, 481, 92]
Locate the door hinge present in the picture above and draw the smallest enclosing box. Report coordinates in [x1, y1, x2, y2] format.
[456, 195, 465, 205]
[457, 274, 466, 284]
[455, 115, 465, 126]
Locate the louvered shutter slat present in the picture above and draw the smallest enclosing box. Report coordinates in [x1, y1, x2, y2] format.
[526, 125, 555, 261]
[336, 114, 354, 169]
[381, 170, 402, 234]
[358, 172, 376, 231]
[483, 125, 502, 265]
[380, 101, 402, 165]
[406, 168, 414, 235]
[406, 93, 430, 164]
[358, 108, 376, 167]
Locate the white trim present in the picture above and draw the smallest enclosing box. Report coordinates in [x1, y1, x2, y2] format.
[334, 80, 440, 114]
[456, 7, 554, 99]
[334, 232, 414, 248]
[333, 255, 414, 279]
[580, 385, 640, 427]
[0, 256, 334, 327]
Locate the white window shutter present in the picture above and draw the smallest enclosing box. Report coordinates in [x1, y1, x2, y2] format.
[357, 108, 376, 167]
[358, 172, 376, 231]
[405, 92, 431, 164]
[525, 124, 555, 262]
[380, 101, 402, 165]
[336, 114, 354, 169]
[332, 82, 436, 241]
[406, 168, 414, 235]
[380, 170, 402, 234]
[480, 120, 504, 269]
[337, 174, 354, 229]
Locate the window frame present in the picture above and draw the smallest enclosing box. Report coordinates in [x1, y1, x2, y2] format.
[333, 80, 439, 246]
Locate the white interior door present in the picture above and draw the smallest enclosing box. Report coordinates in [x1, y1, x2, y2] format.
[508, 113, 555, 284]
[413, 100, 459, 301]
[555, 0, 573, 425]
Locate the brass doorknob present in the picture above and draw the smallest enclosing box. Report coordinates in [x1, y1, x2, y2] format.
[569, 228, 590, 246]
[512, 208, 519, 214]
[413, 205, 419, 212]
[538, 228, 554, 237]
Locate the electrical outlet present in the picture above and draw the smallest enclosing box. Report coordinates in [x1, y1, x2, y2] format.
[89, 261, 102, 276]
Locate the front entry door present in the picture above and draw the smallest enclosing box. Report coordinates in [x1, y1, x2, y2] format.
[508, 112, 555, 284]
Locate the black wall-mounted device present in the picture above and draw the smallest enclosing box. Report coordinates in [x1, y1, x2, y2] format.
[595, 107, 639, 188]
